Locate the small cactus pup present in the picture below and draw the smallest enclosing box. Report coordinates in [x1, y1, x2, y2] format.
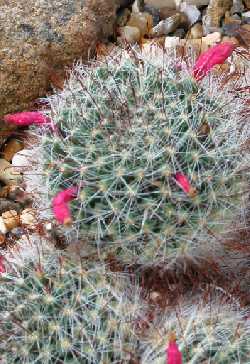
[41, 49, 249, 267]
[0, 253, 142, 363]
[140, 295, 250, 363]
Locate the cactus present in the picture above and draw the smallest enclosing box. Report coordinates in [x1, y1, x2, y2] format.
[0, 252, 142, 363]
[139, 295, 250, 363]
[41, 49, 248, 266]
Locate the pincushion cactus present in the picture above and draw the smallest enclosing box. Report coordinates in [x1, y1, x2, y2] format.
[0, 253, 142, 363]
[140, 295, 250, 363]
[40, 49, 248, 266]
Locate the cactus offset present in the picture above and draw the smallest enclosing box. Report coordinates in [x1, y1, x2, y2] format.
[0, 253, 142, 363]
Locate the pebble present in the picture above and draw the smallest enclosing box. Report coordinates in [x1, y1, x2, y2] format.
[159, 7, 179, 20]
[0, 210, 20, 234]
[2, 139, 24, 162]
[180, 2, 201, 26]
[144, 4, 161, 26]
[184, 0, 209, 6]
[116, 7, 131, 27]
[144, 0, 176, 9]
[188, 22, 203, 38]
[11, 149, 33, 173]
[20, 208, 37, 227]
[0, 198, 22, 214]
[118, 25, 141, 43]
[202, 31, 222, 45]
[150, 14, 182, 36]
[242, 11, 250, 18]
[0, 159, 22, 185]
[224, 11, 242, 25]
[127, 12, 153, 37]
[231, 0, 244, 14]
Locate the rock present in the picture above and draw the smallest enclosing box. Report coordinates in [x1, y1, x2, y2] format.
[183, 0, 209, 6]
[116, 7, 131, 27]
[0, 122, 17, 151]
[224, 11, 242, 25]
[0, 199, 22, 214]
[117, 25, 141, 43]
[0, 0, 126, 118]
[242, 11, 250, 18]
[242, 22, 250, 30]
[221, 35, 239, 44]
[150, 14, 182, 36]
[159, 7, 179, 19]
[0, 159, 22, 185]
[189, 22, 203, 38]
[144, 0, 176, 9]
[231, 0, 244, 14]
[243, 0, 250, 8]
[144, 4, 161, 25]
[173, 28, 186, 37]
[202, 31, 221, 45]
[0, 210, 20, 234]
[1, 139, 24, 162]
[20, 208, 37, 227]
[203, 0, 233, 34]
[127, 12, 153, 37]
[180, 2, 201, 26]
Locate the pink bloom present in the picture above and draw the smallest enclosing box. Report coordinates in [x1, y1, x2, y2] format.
[52, 186, 78, 225]
[4, 111, 51, 127]
[166, 337, 182, 364]
[174, 172, 191, 194]
[193, 42, 237, 81]
[0, 256, 6, 274]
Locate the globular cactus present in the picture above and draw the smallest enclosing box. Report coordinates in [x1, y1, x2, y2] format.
[140, 295, 250, 363]
[0, 252, 142, 363]
[41, 49, 248, 267]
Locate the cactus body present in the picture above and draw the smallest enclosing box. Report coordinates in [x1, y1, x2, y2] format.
[41, 50, 248, 266]
[0, 253, 141, 363]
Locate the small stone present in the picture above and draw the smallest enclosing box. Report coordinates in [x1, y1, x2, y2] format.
[145, 0, 176, 9]
[189, 22, 203, 38]
[127, 12, 153, 37]
[242, 11, 250, 18]
[116, 8, 131, 27]
[202, 31, 222, 45]
[180, 2, 201, 26]
[144, 4, 161, 26]
[242, 23, 250, 30]
[0, 210, 20, 234]
[184, 0, 209, 6]
[20, 208, 37, 227]
[150, 14, 181, 36]
[173, 28, 186, 38]
[0, 233, 5, 245]
[11, 149, 33, 173]
[0, 159, 22, 186]
[0, 199, 22, 214]
[244, 0, 250, 9]
[117, 25, 141, 43]
[221, 35, 239, 44]
[231, 0, 244, 14]
[159, 7, 179, 20]
[2, 139, 24, 162]
[165, 36, 181, 47]
[224, 11, 242, 25]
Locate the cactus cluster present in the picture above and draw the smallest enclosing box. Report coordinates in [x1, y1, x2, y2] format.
[140, 295, 250, 363]
[0, 253, 142, 363]
[41, 50, 248, 266]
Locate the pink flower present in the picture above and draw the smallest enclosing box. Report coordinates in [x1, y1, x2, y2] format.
[174, 172, 196, 197]
[0, 256, 6, 274]
[52, 186, 78, 225]
[193, 42, 237, 81]
[166, 334, 182, 364]
[4, 111, 51, 127]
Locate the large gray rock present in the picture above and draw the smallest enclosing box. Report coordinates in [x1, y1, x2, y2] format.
[0, 0, 124, 120]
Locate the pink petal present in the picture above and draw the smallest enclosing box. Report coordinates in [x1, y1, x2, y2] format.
[174, 172, 191, 194]
[4, 111, 51, 127]
[193, 42, 236, 81]
[52, 186, 78, 225]
[0, 256, 6, 274]
[167, 341, 182, 364]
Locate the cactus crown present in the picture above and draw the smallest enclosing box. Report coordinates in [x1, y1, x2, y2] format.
[42, 50, 247, 265]
[0, 253, 141, 363]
